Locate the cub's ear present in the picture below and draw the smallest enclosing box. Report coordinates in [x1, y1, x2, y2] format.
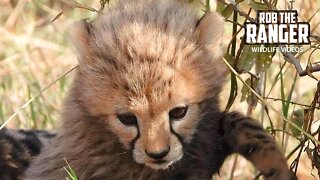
[70, 20, 93, 60]
[196, 12, 225, 58]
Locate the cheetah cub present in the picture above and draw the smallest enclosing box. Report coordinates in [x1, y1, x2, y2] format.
[26, 0, 291, 179]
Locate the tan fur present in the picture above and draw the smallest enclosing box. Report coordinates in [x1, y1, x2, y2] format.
[26, 0, 226, 179]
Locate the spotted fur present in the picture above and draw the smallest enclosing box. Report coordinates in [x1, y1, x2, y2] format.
[23, 0, 292, 179]
[0, 128, 55, 180]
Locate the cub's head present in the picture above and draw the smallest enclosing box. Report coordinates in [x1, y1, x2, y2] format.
[70, 1, 226, 170]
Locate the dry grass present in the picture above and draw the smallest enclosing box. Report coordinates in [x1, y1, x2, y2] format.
[0, 0, 99, 129]
[0, 0, 319, 179]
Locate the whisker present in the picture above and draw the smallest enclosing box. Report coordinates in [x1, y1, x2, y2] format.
[185, 152, 197, 160]
[114, 152, 127, 156]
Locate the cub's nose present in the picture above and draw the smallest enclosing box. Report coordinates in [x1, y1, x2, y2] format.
[145, 147, 170, 160]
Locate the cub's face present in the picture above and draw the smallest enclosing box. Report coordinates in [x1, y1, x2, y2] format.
[71, 8, 224, 170]
[77, 62, 207, 170]
[108, 99, 201, 169]
[104, 76, 204, 169]
[74, 50, 210, 169]
[77, 57, 208, 169]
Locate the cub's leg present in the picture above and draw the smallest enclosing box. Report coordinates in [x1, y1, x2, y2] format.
[222, 112, 293, 180]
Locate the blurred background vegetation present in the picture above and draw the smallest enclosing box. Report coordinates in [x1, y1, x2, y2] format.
[0, 0, 319, 179]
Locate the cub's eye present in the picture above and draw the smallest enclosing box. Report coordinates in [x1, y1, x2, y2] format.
[117, 113, 138, 126]
[169, 106, 188, 120]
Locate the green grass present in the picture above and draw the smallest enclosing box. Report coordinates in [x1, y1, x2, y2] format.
[64, 158, 78, 180]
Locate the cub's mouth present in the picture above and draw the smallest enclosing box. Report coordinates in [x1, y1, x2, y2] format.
[153, 160, 167, 164]
[145, 160, 175, 170]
